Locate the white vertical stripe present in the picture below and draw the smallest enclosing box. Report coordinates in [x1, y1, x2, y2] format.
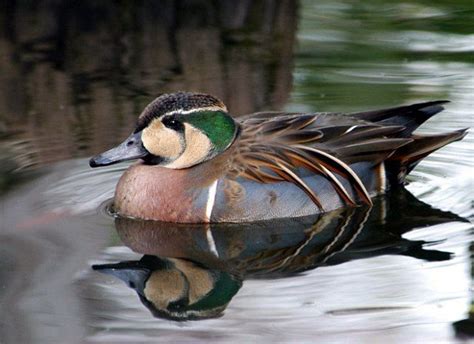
[206, 227, 219, 257]
[378, 162, 386, 193]
[205, 180, 218, 222]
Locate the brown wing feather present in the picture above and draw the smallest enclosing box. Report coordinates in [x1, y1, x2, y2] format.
[226, 112, 413, 208]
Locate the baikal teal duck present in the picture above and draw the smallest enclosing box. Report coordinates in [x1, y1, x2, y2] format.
[89, 92, 467, 223]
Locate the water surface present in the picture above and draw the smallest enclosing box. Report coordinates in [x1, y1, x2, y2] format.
[0, 1, 472, 343]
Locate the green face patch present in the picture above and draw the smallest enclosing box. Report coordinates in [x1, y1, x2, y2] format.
[183, 111, 237, 152]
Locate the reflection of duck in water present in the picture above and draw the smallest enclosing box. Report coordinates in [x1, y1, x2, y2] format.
[93, 189, 464, 320]
[90, 92, 466, 223]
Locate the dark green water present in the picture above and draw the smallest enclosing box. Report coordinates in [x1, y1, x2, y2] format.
[0, 1, 472, 343]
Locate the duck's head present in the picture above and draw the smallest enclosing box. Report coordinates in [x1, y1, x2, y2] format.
[89, 92, 238, 169]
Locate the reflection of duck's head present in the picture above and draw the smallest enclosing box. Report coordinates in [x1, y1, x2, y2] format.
[93, 255, 242, 321]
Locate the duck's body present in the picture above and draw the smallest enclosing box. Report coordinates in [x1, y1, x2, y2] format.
[114, 137, 384, 223]
[90, 92, 466, 223]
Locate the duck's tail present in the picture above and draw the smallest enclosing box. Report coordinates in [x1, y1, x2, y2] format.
[386, 129, 467, 184]
[352, 101, 468, 185]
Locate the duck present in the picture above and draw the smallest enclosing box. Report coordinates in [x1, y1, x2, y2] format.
[89, 92, 467, 223]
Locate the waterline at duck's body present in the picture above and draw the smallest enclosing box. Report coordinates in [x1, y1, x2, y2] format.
[115, 159, 385, 223]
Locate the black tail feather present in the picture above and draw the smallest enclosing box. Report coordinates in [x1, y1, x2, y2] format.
[352, 100, 450, 137]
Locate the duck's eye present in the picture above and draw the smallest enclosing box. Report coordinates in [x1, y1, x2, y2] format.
[162, 116, 184, 132]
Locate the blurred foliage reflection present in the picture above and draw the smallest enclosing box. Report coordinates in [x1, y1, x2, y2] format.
[0, 0, 297, 165]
